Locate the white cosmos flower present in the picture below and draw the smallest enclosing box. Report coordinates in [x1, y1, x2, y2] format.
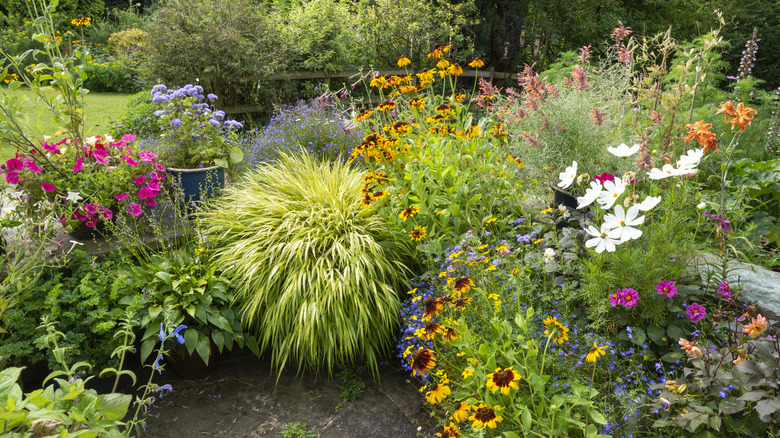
[584, 224, 622, 253]
[577, 181, 602, 209]
[603, 205, 645, 242]
[607, 143, 641, 157]
[648, 164, 677, 180]
[597, 178, 626, 210]
[557, 161, 578, 189]
[543, 247, 557, 263]
[636, 195, 662, 211]
[677, 148, 704, 168]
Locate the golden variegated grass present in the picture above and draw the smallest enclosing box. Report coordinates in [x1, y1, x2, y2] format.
[200, 153, 411, 377]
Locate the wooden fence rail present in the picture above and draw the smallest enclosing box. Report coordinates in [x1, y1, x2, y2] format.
[221, 67, 516, 115]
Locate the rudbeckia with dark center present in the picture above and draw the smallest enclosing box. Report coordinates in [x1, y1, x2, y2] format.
[451, 400, 471, 423]
[408, 96, 427, 110]
[468, 58, 485, 68]
[407, 346, 436, 377]
[453, 276, 474, 293]
[399, 205, 420, 220]
[451, 296, 472, 309]
[377, 101, 397, 112]
[423, 297, 442, 317]
[410, 226, 427, 241]
[417, 320, 443, 340]
[425, 377, 451, 404]
[469, 404, 503, 429]
[397, 56, 411, 67]
[542, 316, 570, 344]
[486, 366, 521, 395]
[355, 109, 373, 122]
[586, 341, 607, 362]
[508, 155, 524, 168]
[436, 422, 461, 437]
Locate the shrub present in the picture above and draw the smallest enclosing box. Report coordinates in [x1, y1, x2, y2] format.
[142, 0, 286, 108]
[199, 153, 413, 376]
[239, 99, 366, 168]
[83, 59, 139, 92]
[282, 0, 359, 72]
[108, 89, 158, 138]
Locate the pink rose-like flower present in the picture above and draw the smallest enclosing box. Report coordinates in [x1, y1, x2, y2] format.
[25, 160, 42, 173]
[73, 158, 85, 172]
[115, 193, 130, 201]
[128, 202, 143, 217]
[656, 280, 677, 298]
[621, 288, 639, 308]
[5, 158, 23, 171]
[717, 281, 731, 299]
[609, 289, 623, 307]
[41, 182, 55, 192]
[5, 171, 19, 184]
[686, 302, 707, 322]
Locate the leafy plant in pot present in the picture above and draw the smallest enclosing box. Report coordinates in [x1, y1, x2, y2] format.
[146, 84, 245, 203]
[121, 245, 260, 379]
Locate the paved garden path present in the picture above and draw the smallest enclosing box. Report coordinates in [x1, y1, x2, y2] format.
[143, 349, 434, 437]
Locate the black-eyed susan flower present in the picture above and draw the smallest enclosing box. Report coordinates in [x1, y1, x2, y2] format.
[453, 276, 474, 293]
[436, 422, 461, 437]
[423, 297, 441, 318]
[397, 56, 412, 67]
[408, 96, 427, 110]
[443, 326, 458, 341]
[509, 155, 525, 168]
[406, 346, 436, 377]
[71, 15, 91, 26]
[425, 376, 451, 404]
[451, 296, 472, 309]
[486, 367, 521, 395]
[448, 64, 463, 76]
[417, 69, 436, 83]
[399, 205, 419, 221]
[369, 75, 386, 88]
[469, 404, 503, 429]
[416, 321, 443, 340]
[452, 400, 472, 423]
[427, 44, 452, 59]
[359, 194, 373, 209]
[543, 316, 570, 344]
[436, 59, 451, 69]
[410, 225, 427, 241]
[461, 367, 474, 379]
[377, 101, 396, 112]
[355, 109, 373, 121]
[586, 341, 607, 362]
[468, 58, 485, 68]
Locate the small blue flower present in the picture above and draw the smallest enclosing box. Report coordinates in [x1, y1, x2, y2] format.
[170, 118, 182, 128]
[158, 322, 166, 342]
[171, 325, 187, 344]
[207, 93, 218, 100]
[153, 353, 164, 373]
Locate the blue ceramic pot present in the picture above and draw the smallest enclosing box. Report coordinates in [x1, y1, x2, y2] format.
[167, 165, 225, 205]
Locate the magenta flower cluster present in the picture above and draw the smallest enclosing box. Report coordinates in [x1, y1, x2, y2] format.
[609, 288, 639, 308]
[655, 280, 677, 298]
[686, 302, 707, 322]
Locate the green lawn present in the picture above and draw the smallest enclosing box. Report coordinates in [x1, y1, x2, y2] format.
[0, 86, 133, 161]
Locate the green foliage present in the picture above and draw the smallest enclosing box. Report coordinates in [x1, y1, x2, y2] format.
[0, 250, 130, 371]
[279, 421, 318, 438]
[729, 158, 780, 246]
[142, 0, 285, 108]
[83, 59, 139, 92]
[121, 246, 260, 366]
[338, 368, 365, 403]
[108, 89, 158, 138]
[200, 152, 412, 377]
[282, 0, 358, 72]
[0, 367, 131, 437]
[0, 0, 105, 24]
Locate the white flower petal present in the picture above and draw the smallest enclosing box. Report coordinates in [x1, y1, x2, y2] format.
[636, 195, 661, 211]
[557, 161, 578, 189]
[577, 181, 602, 209]
[607, 143, 641, 157]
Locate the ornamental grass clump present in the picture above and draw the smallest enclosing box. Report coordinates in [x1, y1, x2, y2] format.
[199, 152, 412, 376]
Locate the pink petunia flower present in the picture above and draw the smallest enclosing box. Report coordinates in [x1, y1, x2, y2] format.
[41, 182, 55, 192]
[92, 149, 109, 164]
[621, 288, 639, 308]
[146, 181, 161, 192]
[42, 142, 61, 154]
[128, 203, 143, 217]
[25, 160, 42, 173]
[5, 158, 23, 171]
[656, 280, 677, 298]
[5, 171, 19, 184]
[134, 176, 146, 186]
[101, 207, 113, 220]
[115, 193, 130, 201]
[85, 216, 98, 228]
[121, 133, 137, 143]
[145, 198, 156, 206]
[123, 155, 138, 166]
[139, 186, 155, 199]
[83, 203, 98, 214]
[73, 158, 85, 172]
[686, 302, 707, 322]
[139, 150, 158, 163]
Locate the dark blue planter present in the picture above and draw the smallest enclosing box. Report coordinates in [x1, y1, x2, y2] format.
[167, 166, 225, 205]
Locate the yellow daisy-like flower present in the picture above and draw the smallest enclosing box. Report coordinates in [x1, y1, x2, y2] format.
[410, 226, 427, 241]
[469, 404, 503, 429]
[448, 64, 463, 76]
[71, 15, 91, 26]
[425, 378, 451, 404]
[533, 238, 543, 244]
[408, 96, 427, 110]
[452, 400, 472, 423]
[397, 56, 412, 67]
[468, 58, 485, 68]
[462, 367, 474, 379]
[399, 205, 419, 221]
[486, 367, 521, 395]
[406, 346, 437, 377]
[540, 208, 554, 214]
[355, 109, 373, 121]
[543, 316, 570, 344]
[436, 59, 451, 69]
[436, 422, 461, 438]
[586, 341, 607, 362]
